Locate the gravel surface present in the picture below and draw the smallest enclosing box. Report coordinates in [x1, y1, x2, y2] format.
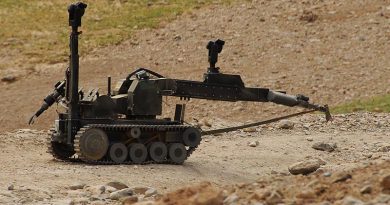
[0, 113, 389, 204]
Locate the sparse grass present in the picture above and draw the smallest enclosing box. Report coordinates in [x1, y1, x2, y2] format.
[332, 94, 390, 113]
[0, 0, 235, 66]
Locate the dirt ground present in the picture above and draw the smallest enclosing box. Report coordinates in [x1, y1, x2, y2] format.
[0, 113, 389, 204]
[0, 0, 390, 205]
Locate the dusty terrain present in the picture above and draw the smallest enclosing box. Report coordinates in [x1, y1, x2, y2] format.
[0, 0, 390, 205]
[0, 113, 389, 204]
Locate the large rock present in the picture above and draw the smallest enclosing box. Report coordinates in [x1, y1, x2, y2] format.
[288, 160, 321, 175]
[312, 142, 336, 152]
[109, 188, 134, 200]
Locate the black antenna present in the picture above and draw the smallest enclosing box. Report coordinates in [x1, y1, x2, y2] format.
[67, 2, 87, 145]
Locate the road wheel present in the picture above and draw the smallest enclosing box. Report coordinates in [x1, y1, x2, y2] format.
[149, 142, 167, 162]
[182, 127, 201, 147]
[76, 128, 109, 161]
[128, 143, 147, 164]
[109, 143, 128, 163]
[168, 143, 187, 164]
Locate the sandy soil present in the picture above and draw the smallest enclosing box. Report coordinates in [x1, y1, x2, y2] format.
[0, 113, 389, 204]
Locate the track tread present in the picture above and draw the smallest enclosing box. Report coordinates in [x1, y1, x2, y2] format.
[73, 124, 200, 165]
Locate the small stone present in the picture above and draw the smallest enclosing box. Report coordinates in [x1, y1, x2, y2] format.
[144, 188, 157, 197]
[306, 137, 313, 141]
[342, 196, 364, 205]
[248, 141, 259, 147]
[120, 196, 138, 205]
[106, 181, 128, 190]
[288, 160, 321, 175]
[7, 185, 14, 191]
[360, 185, 372, 194]
[278, 120, 294, 129]
[300, 10, 318, 23]
[200, 119, 212, 127]
[332, 172, 352, 183]
[177, 57, 184, 62]
[363, 153, 372, 158]
[109, 188, 134, 200]
[1, 75, 17, 83]
[312, 142, 336, 152]
[224, 194, 239, 204]
[173, 35, 182, 41]
[85, 185, 106, 195]
[105, 186, 118, 193]
[380, 175, 390, 191]
[69, 183, 86, 190]
[296, 189, 316, 199]
[243, 127, 256, 132]
[323, 172, 332, 177]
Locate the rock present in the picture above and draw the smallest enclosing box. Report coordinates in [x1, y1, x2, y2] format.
[323, 172, 332, 177]
[265, 190, 283, 204]
[288, 160, 321, 175]
[105, 186, 118, 193]
[120, 196, 138, 204]
[106, 181, 128, 190]
[296, 189, 316, 199]
[300, 10, 318, 23]
[342, 196, 364, 205]
[200, 119, 212, 127]
[377, 144, 390, 152]
[85, 185, 106, 195]
[248, 141, 259, 147]
[109, 188, 134, 200]
[144, 188, 157, 197]
[278, 120, 294, 129]
[380, 175, 390, 192]
[1, 75, 17, 83]
[243, 127, 256, 132]
[173, 35, 182, 41]
[224, 193, 239, 204]
[69, 183, 86, 190]
[360, 185, 372, 194]
[306, 137, 313, 141]
[312, 142, 336, 152]
[7, 185, 14, 191]
[332, 172, 352, 183]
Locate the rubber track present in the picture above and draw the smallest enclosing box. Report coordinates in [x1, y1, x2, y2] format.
[73, 124, 200, 165]
[47, 128, 79, 162]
